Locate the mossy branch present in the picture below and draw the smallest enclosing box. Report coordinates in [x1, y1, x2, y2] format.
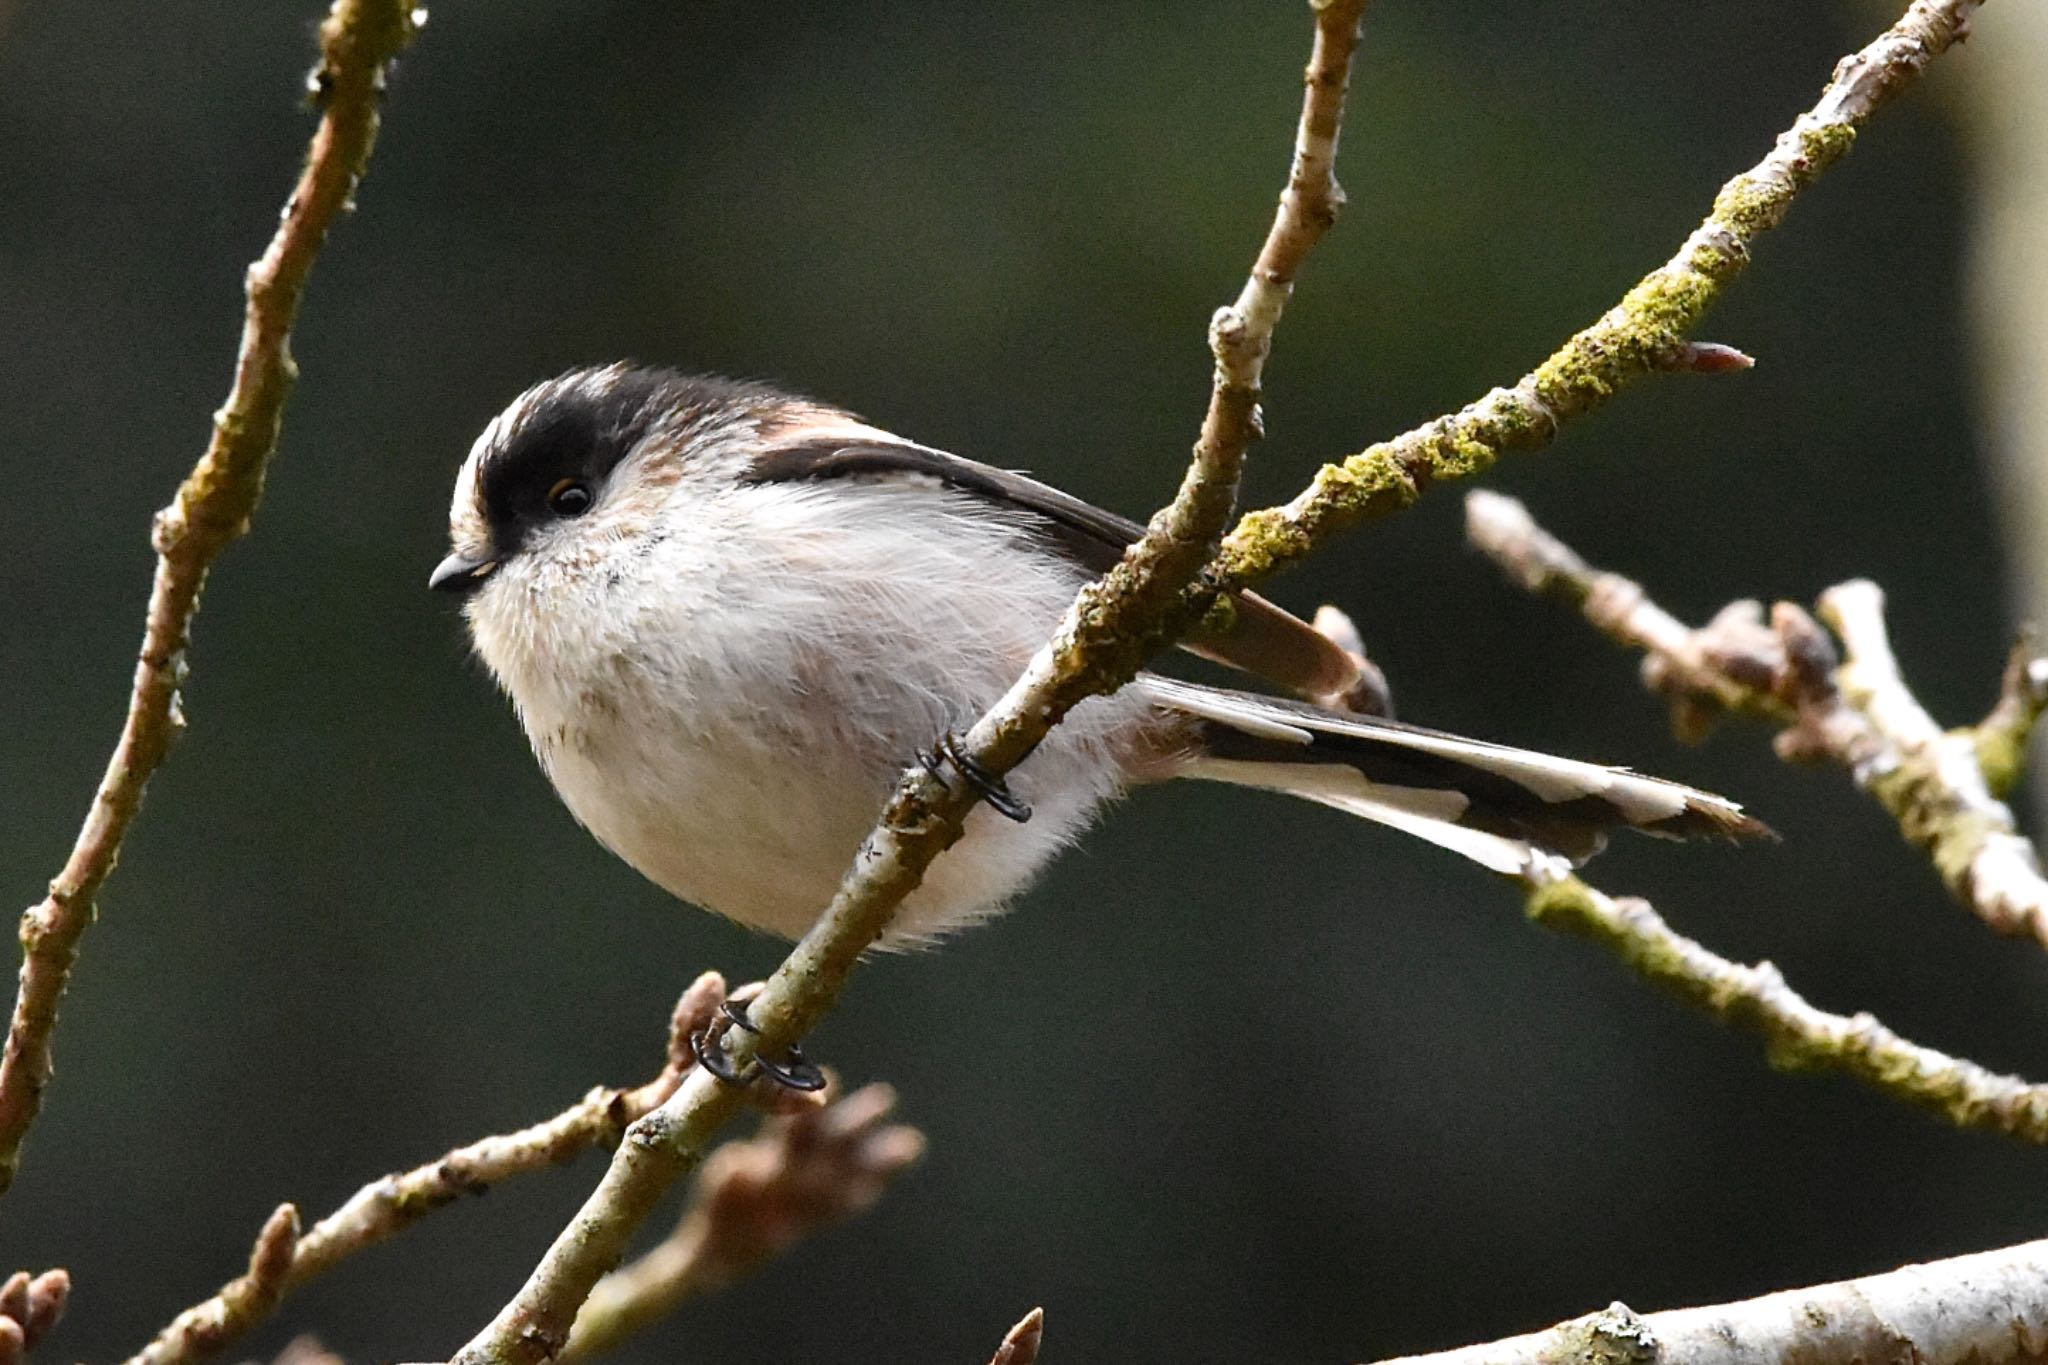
[1199, 0, 1980, 601]
[558, 1082, 923, 1361]
[1523, 870, 2048, 1142]
[0, 0, 420, 1200]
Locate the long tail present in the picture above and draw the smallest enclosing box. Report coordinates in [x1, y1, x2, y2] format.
[1144, 677, 1769, 875]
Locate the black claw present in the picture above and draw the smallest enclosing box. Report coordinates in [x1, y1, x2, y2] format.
[758, 1044, 827, 1092]
[692, 998, 826, 1092]
[921, 731, 1032, 822]
[689, 1024, 755, 1085]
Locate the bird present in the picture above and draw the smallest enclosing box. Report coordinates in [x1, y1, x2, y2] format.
[431, 363, 1766, 953]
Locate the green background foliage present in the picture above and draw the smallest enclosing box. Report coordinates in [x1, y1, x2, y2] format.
[0, 3, 2029, 1361]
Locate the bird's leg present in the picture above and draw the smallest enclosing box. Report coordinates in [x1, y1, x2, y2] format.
[920, 731, 1032, 822]
[690, 998, 826, 1092]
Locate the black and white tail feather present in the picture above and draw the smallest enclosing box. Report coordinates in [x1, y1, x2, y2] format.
[1148, 677, 1768, 874]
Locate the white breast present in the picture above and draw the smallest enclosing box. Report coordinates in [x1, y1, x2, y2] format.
[464, 475, 1159, 945]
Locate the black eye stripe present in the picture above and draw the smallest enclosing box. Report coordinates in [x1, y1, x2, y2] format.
[472, 366, 802, 556]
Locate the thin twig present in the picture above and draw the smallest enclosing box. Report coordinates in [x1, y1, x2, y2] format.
[124, 976, 725, 1365]
[1199, 0, 1981, 602]
[0, 0, 420, 1199]
[1466, 491, 2048, 947]
[445, 6, 1373, 1362]
[1821, 581, 2048, 939]
[1370, 1233, 2048, 1365]
[1523, 869, 2048, 1142]
[0, 1268, 69, 1365]
[984, 1309, 1045, 1365]
[1976, 629, 2048, 798]
[558, 1082, 923, 1360]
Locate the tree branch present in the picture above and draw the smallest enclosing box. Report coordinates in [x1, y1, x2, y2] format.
[1466, 491, 2048, 948]
[444, 5, 1373, 1362]
[1200, 0, 1981, 600]
[0, 0, 420, 1199]
[447, 4, 1997, 1360]
[1522, 868, 2048, 1143]
[558, 1082, 922, 1360]
[1370, 1233, 2048, 1365]
[983, 1309, 1044, 1365]
[124, 976, 726, 1365]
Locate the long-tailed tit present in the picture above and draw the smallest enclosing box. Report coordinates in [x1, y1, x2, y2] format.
[432, 364, 1764, 948]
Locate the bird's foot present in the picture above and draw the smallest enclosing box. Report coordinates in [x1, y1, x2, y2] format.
[919, 731, 1032, 822]
[689, 998, 826, 1092]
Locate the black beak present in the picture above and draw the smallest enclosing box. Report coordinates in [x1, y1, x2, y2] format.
[429, 552, 499, 595]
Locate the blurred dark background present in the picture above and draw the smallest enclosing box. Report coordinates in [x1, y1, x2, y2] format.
[0, 3, 2037, 1362]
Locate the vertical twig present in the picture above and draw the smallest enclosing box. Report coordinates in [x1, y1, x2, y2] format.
[0, 0, 420, 1197]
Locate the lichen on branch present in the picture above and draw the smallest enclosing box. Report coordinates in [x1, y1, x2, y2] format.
[1523, 870, 2048, 1142]
[1202, 0, 1983, 599]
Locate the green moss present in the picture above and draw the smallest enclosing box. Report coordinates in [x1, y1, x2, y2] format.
[1192, 593, 1239, 640]
[1523, 876, 1603, 934]
[1796, 121, 1857, 171]
[1976, 726, 2027, 799]
[1419, 422, 1497, 482]
[1479, 395, 1554, 452]
[1710, 173, 1785, 240]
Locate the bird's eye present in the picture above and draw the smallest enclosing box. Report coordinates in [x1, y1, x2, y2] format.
[547, 478, 594, 517]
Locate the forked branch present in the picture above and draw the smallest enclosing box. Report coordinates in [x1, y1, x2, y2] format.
[1467, 490, 2048, 947]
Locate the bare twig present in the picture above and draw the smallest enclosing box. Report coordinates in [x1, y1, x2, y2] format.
[1821, 581, 2048, 938]
[984, 1309, 1045, 1365]
[446, 7, 1373, 1362]
[1467, 491, 2048, 947]
[0, 1269, 69, 1365]
[559, 1082, 923, 1360]
[1200, 0, 1981, 601]
[0, 0, 420, 1198]
[124, 976, 726, 1365]
[1370, 1233, 2048, 1365]
[1523, 868, 2048, 1142]
[135, 1205, 302, 1365]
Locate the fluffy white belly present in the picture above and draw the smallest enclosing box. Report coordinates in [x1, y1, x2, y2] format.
[470, 479, 1164, 944]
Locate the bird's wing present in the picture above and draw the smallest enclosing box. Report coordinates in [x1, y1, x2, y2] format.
[745, 435, 1368, 705]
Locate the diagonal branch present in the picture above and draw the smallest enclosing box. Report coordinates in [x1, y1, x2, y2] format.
[983, 1309, 1044, 1365]
[1521, 869, 2048, 1142]
[1369, 1233, 2048, 1365]
[123, 975, 725, 1365]
[1200, 0, 1982, 600]
[446, 4, 1374, 1362]
[557, 1082, 923, 1360]
[0, 0, 420, 1199]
